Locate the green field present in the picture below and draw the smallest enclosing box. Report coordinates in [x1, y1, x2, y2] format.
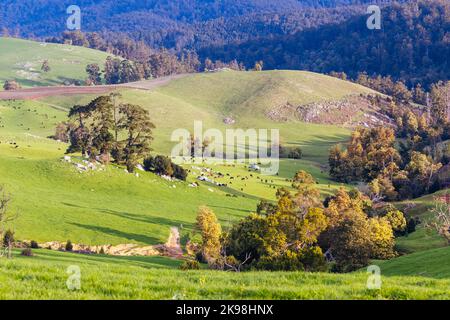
[41, 69, 371, 162]
[0, 39, 448, 300]
[0, 68, 376, 245]
[0, 248, 449, 299]
[394, 192, 449, 253]
[0, 37, 110, 87]
[376, 246, 450, 279]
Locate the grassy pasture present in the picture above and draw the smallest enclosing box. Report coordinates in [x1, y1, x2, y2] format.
[0, 248, 449, 300]
[0, 37, 110, 87]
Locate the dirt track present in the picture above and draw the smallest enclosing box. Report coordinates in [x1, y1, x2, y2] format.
[0, 74, 188, 100]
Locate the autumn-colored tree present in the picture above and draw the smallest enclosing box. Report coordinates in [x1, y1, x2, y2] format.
[428, 198, 450, 244]
[292, 170, 315, 187]
[196, 206, 223, 264]
[324, 188, 369, 227]
[430, 81, 450, 125]
[41, 60, 51, 72]
[368, 216, 395, 259]
[320, 188, 395, 270]
[227, 213, 285, 264]
[384, 209, 407, 234]
[86, 63, 102, 85]
[253, 61, 263, 71]
[329, 127, 401, 183]
[405, 151, 442, 196]
[324, 211, 372, 272]
[369, 175, 398, 201]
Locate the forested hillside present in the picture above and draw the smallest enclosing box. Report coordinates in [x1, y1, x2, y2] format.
[200, 0, 450, 87]
[0, 0, 399, 50]
[2, 1, 443, 87]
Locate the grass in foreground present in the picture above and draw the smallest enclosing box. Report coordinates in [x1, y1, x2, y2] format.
[0, 249, 449, 300]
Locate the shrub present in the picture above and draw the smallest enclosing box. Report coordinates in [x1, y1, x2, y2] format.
[143, 155, 187, 181]
[288, 147, 303, 159]
[30, 240, 39, 249]
[3, 229, 14, 248]
[21, 248, 33, 257]
[3, 80, 21, 91]
[279, 146, 303, 159]
[65, 240, 73, 252]
[256, 251, 305, 271]
[406, 218, 417, 234]
[179, 260, 200, 270]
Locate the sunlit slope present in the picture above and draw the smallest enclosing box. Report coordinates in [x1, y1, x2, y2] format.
[0, 37, 110, 87]
[376, 246, 450, 279]
[43, 70, 375, 162]
[0, 70, 376, 245]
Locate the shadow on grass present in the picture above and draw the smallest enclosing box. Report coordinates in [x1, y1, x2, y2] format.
[17, 249, 182, 269]
[69, 222, 160, 245]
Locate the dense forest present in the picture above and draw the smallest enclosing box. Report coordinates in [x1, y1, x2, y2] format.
[0, 1, 402, 49]
[200, 0, 450, 88]
[1, 1, 447, 87]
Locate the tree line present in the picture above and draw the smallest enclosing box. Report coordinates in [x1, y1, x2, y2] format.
[329, 81, 450, 200]
[50, 31, 247, 83]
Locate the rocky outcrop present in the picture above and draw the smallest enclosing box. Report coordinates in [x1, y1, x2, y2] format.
[266, 94, 396, 128]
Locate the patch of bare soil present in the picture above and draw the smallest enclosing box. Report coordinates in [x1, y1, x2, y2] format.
[22, 226, 185, 258]
[0, 74, 189, 100]
[266, 94, 396, 128]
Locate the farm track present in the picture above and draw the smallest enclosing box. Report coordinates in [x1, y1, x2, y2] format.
[0, 74, 189, 100]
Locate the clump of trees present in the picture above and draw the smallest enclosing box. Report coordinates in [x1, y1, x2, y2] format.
[143, 155, 187, 181]
[103, 57, 149, 84]
[329, 126, 444, 200]
[86, 63, 102, 85]
[64, 94, 155, 172]
[330, 80, 450, 201]
[319, 189, 397, 271]
[279, 146, 303, 159]
[191, 171, 400, 272]
[3, 80, 21, 91]
[355, 73, 413, 103]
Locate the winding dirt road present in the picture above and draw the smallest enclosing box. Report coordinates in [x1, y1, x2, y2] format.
[0, 74, 188, 100]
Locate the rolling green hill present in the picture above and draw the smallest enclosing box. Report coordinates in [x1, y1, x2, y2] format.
[0, 69, 377, 245]
[0, 58, 448, 300]
[42, 70, 375, 162]
[0, 37, 110, 87]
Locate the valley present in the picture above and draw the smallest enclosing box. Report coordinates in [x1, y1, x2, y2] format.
[0, 35, 448, 300]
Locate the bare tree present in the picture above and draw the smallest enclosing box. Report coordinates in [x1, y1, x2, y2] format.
[428, 196, 450, 244]
[0, 186, 17, 258]
[219, 248, 252, 272]
[223, 253, 252, 272]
